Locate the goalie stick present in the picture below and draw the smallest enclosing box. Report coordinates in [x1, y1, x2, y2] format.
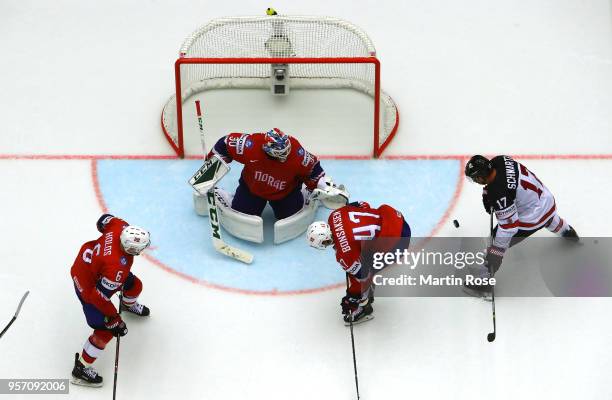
[0, 291, 29, 339]
[192, 100, 253, 264]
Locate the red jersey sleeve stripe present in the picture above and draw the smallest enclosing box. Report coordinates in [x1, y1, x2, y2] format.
[499, 221, 519, 229]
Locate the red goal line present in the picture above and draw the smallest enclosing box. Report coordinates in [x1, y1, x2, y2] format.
[1, 153, 612, 161]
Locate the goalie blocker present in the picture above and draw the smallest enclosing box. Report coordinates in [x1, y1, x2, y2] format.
[189, 155, 230, 196]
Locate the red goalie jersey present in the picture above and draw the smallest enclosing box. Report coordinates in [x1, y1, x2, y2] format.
[70, 216, 133, 318]
[209, 132, 324, 200]
[328, 202, 410, 295]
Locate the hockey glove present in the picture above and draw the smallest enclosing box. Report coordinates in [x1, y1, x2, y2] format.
[485, 246, 504, 275]
[341, 293, 366, 315]
[104, 315, 128, 337]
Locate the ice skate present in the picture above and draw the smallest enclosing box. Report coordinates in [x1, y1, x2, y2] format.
[71, 353, 103, 388]
[120, 302, 150, 317]
[344, 304, 374, 326]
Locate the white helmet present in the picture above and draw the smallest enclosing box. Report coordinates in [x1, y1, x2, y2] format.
[306, 221, 333, 250]
[120, 226, 151, 256]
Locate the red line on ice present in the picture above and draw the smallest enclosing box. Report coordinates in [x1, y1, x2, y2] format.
[86, 157, 467, 296]
[427, 156, 467, 238]
[88, 158, 345, 296]
[9, 153, 609, 295]
[1, 153, 612, 160]
[90, 159, 109, 214]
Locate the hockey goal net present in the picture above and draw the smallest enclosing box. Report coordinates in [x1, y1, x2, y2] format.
[161, 15, 399, 158]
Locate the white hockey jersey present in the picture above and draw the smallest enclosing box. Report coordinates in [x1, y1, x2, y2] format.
[483, 156, 556, 251]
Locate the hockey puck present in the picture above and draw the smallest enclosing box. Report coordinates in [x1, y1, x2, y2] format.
[453, 219, 460, 228]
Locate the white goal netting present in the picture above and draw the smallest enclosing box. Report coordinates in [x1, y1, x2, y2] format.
[161, 15, 399, 158]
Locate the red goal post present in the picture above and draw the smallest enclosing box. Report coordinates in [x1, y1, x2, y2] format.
[161, 16, 399, 158]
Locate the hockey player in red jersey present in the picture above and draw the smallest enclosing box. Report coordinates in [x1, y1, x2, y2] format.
[307, 201, 411, 324]
[464, 155, 579, 297]
[208, 128, 333, 219]
[70, 214, 151, 387]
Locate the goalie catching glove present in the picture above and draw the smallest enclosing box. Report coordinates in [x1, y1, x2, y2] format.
[310, 176, 349, 210]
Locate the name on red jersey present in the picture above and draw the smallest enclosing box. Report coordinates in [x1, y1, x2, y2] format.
[332, 211, 351, 253]
[103, 232, 114, 256]
[253, 171, 287, 191]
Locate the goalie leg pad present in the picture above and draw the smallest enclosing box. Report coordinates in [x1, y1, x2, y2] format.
[274, 199, 319, 244]
[215, 190, 264, 243]
[193, 191, 208, 216]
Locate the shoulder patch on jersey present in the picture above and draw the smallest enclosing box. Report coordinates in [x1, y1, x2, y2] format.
[227, 134, 251, 155]
[120, 256, 128, 266]
[236, 135, 250, 154]
[301, 149, 315, 167]
[298, 147, 304, 156]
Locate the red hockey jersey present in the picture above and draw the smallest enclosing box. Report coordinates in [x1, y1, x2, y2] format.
[210, 132, 323, 200]
[328, 202, 406, 295]
[70, 217, 133, 317]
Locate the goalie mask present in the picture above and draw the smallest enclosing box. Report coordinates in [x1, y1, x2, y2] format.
[306, 221, 333, 250]
[263, 128, 291, 162]
[120, 226, 151, 256]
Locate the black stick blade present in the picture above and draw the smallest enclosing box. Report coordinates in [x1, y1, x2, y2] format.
[487, 333, 496, 342]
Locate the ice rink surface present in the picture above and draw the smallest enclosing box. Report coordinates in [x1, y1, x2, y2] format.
[1, 1, 612, 399]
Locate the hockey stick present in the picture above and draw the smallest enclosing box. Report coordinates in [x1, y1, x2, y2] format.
[112, 293, 123, 400]
[346, 275, 361, 400]
[194, 100, 253, 264]
[0, 291, 29, 339]
[487, 208, 497, 342]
